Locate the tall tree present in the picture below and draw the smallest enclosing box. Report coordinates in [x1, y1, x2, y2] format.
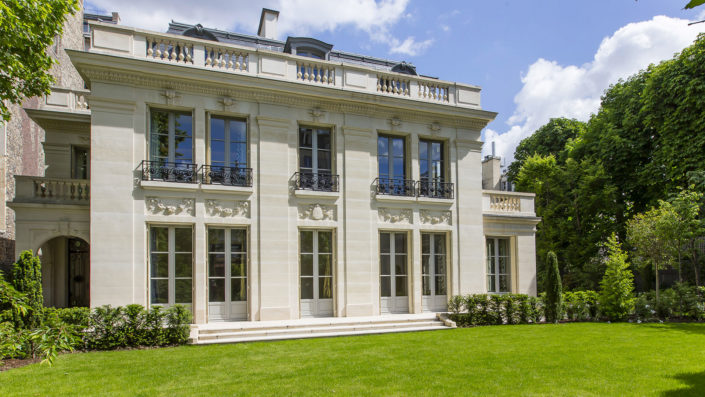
[0, 0, 79, 121]
[544, 251, 563, 323]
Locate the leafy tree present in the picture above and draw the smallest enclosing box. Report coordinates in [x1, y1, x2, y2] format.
[0, 0, 80, 121]
[627, 202, 680, 302]
[669, 186, 704, 286]
[685, 0, 705, 9]
[544, 251, 562, 323]
[598, 234, 635, 321]
[506, 118, 586, 183]
[10, 251, 43, 328]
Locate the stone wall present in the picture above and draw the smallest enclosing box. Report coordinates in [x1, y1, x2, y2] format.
[0, 7, 84, 268]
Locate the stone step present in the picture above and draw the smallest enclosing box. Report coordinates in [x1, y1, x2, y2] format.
[197, 320, 445, 341]
[194, 324, 451, 345]
[197, 317, 441, 335]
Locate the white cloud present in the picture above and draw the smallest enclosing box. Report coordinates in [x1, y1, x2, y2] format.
[86, 0, 433, 55]
[484, 15, 705, 165]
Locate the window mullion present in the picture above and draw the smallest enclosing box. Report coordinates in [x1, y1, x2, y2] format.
[225, 228, 231, 305]
[168, 227, 175, 306]
[313, 230, 319, 301]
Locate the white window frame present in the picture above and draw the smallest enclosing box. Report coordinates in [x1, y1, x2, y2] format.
[208, 115, 248, 168]
[486, 237, 511, 294]
[149, 108, 194, 164]
[149, 225, 193, 306]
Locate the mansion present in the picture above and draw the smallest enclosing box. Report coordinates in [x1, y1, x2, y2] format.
[6, 9, 538, 326]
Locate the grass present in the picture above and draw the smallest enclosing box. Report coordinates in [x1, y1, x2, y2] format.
[1, 322, 704, 396]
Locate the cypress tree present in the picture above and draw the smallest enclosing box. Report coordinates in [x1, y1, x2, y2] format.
[10, 250, 43, 328]
[544, 251, 562, 323]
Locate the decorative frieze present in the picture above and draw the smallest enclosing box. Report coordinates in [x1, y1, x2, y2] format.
[420, 209, 452, 225]
[299, 204, 336, 221]
[205, 199, 250, 218]
[378, 207, 412, 224]
[146, 197, 194, 216]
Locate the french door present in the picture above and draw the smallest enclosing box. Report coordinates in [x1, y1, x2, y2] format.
[422, 233, 447, 312]
[207, 228, 248, 321]
[300, 230, 334, 318]
[380, 232, 409, 314]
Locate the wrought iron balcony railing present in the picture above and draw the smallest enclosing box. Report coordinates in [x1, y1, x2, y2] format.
[294, 172, 339, 192]
[417, 180, 454, 199]
[140, 160, 198, 183]
[374, 177, 416, 197]
[201, 165, 252, 187]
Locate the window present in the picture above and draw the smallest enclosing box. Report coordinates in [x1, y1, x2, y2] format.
[419, 139, 452, 199]
[377, 135, 413, 196]
[149, 109, 193, 165]
[72, 147, 90, 179]
[422, 233, 447, 297]
[150, 226, 193, 305]
[205, 116, 251, 186]
[208, 228, 247, 303]
[296, 127, 337, 191]
[299, 230, 333, 303]
[487, 238, 511, 293]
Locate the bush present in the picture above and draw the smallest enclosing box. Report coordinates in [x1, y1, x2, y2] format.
[564, 291, 599, 321]
[9, 251, 43, 329]
[447, 295, 464, 315]
[0, 272, 30, 325]
[449, 294, 539, 327]
[544, 251, 563, 323]
[598, 235, 635, 321]
[43, 307, 90, 328]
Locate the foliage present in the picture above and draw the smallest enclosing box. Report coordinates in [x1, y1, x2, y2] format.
[43, 307, 90, 328]
[0, 0, 80, 121]
[563, 290, 599, 321]
[447, 295, 464, 314]
[449, 294, 539, 327]
[633, 284, 705, 321]
[9, 251, 43, 329]
[669, 187, 704, 286]
[544, 251, 563, 323]
[0, 272, 29, 324]
[598, 235, 635, 321]
[685, 0, 705, 9]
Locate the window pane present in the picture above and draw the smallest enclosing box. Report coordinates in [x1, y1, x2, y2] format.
[498, 239, 509, 256]
[232, 278, 247, 301]
[301, 277, 313, 299]
[232, 254, 246, 277]
[210, 139, 225, 163]
[210, 117, 225, 140]
[377, 137, 388, 156]
[487, 239, 495, 256]
[209, 278, 225, 302]
[317, 150, 331, 171]
[300, 231, 313, 253]
[422, 275, 431, 296]
[392, 138, 404, 156]
[499, 275, 510, 293]
[499, 257, 508, 274]
[299, 128, 312, 148]
[436, 276, 447, 295]
[434, 235, 446, 255]
[422, 234, 430, 254]
[380, 255, 390, 275]
[154, 134, 169, 160]
[209, 254, 225, 277]
[318, 231, 332, 253]
[317, 129, 331, 149]
[231, 229, 247, 253]
[432, 142, 442, 161]
[395, 255, 407, 275]
[175, 279, 192, 304]
[395, 233, 407, 253]
[230, 120, 247, 142]
[435, 255, 446, 276]
[151, 279, 168, 304]
[231, 142, 247, 167]
[395, 276, 408, 296]
[151, 227, 168, 252]
[380, 233, 390, 253]
[318, 254, 332, 276]
[174, 114, 192, 137]
[174, 228, 192, 252]
[301, 254, 313, 276]
[150, 253, 168, 278]
[299, 148, 313, 169]
[487, 257, 495, 275]
[150, 110, 169, 135]
[378, 156, 389, 178]
[420, 160, 428, 180]
[392, 157, 405, 178]
[488, 275, 496, 293]
[381, 276, 391, 297]
[208, 229, 225, 252]
[175, 254, 192, 278]
[174, 137, 193, 163]
[422, 255, 430, 275]
[419, 141, 428, 161]
[319, 277, 332, 299]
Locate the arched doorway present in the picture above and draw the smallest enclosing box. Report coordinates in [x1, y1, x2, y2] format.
[37, 237, 90, 308]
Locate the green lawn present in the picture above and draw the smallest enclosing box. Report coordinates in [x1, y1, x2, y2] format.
[1, 323, 704, 396]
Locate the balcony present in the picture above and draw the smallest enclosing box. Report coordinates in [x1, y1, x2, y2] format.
[140, 160, 197, 183]
[374, 178, 416, 197]
[87, 23, 484, 109]
[13, 176, 90, 205]
[417, 180, 454, 200]
[294, 172, 339, 192]
[482, 191, 536, 217]
[201, 165, 252, 187]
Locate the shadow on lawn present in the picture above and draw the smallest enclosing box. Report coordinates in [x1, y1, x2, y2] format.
[661, 370, 705, 397]
[640, 322, 705, 337]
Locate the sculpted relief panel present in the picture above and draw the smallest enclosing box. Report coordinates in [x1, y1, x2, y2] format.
[378, 208, 412, 224]
[419, 210, 452, 225]
[206, 200, 250, 218]
[146, 197, 194, 216]
[298, 204, 336, 221]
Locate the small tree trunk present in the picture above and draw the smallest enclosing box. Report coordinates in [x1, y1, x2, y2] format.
[678, 251, 683, 283]
[655, 264, 660, 303]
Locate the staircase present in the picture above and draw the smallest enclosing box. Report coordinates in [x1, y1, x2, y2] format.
[190, 313, 454, 345]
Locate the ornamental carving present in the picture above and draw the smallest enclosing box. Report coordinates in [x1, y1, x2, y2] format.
[378, 208, 412, 224]
[146, 197, 194, 216]
[299, 204, 336, 221]
[420, 209, 452, 225]
[205, 200, 250, 218]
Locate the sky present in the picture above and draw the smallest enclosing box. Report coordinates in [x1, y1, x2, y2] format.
[84, 0, 705, 166]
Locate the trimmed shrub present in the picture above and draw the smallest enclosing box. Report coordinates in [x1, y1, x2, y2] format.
[544, 251, 563, 323]
[9, 251, 43, 329]
[447, 295, 464, 315]
[564, 291, 599, 321]
[598, 235, 635, 321]
[449, 294, 539, 327]
[43, 307, 90, 328]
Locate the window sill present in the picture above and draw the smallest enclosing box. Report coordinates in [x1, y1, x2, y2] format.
[140, 180, 199, 191]
[200, 184, 253, 195]
[375, 194, 416, 203]
[417, 196, 454, 205]
[294, 189, 339, 199]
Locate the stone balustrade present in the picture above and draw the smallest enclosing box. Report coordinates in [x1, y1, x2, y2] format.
[14, 176, 90, 205]
[88, 22, 483, 109]
[482, 191, 535, 216]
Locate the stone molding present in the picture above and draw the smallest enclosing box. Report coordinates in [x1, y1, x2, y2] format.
[205, 199, 250, 218]
[378, 207, 412, 224]
[419, 209, 452, 225]
[298, 204, 336, 221]
[146, 197, 194, 216]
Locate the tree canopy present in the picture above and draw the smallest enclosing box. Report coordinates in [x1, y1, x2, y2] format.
[0, 0, 79, 121]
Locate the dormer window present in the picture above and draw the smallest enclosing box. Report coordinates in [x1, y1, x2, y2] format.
[285, 37, 333, 61]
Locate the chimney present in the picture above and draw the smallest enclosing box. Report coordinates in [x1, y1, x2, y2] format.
[111, 12, 120, 24]
[257, 8, 279, 40]
[482, 142, 502, 190]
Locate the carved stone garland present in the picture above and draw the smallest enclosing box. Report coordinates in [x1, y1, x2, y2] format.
[146, 197, 194, 216]
[378, 207, 412, 224]
[419, 209, 452, 225]
[205, 200, 250, 218]
[299, 204, 336, 221]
